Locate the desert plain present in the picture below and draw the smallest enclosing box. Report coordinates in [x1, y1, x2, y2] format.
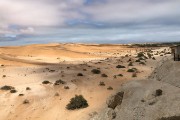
[0, 43, 176, 120]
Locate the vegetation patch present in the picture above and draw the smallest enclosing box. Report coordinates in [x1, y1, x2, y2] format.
[54, 79, 66, 85]
[77, 73, 83, 76]
[42, 80, 50, 84]
[91, 69, 101, 74]
[107, 86, 113, 90]
[66, 95, 88, 110]
[10, 89, 17, 93]
[1, 85, 15, 90]
[99, 81, 105, 86]
[101, 74, 108, 77]
[116, 65, 126, 68]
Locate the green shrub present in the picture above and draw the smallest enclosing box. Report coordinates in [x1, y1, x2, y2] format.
[117, 74, 123, 77]
[116, 65, 126, 68]
[54, 79, 66, 85]
[137, 52, 144, 58]
[91, 69, 101, 74]
[64, 86, 70, 89]
[66, 95, 88, 110]
[132, 73, 137, 77]
[155, 89, 162, 97]
[10, 89, 17, 93]
[99, 81, 105, 86]
[139, 62, 146, 65]
[107, 86, 113, 90]
[77, 73, 83, 76]
[135, 59, 141, 62]
[26, 87, 31, 90]
[42, 80, 50, 84]
[127, 68, 137, 72]
[101, 74, 108, 77]
[128, 62, 133, 66]
[1, 85, 14, 90]
[23, 99, 30, 104]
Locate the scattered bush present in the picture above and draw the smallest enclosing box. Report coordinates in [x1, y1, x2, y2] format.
[101, 74, 108, 77]
[132, 73, 137, 77]
[116, 65, 126, 68]
[2, 75, 6, 78]
[77, 73, 83, 76]
[147, 53, 152, 58]
[137, 52, 144, 58]
[54, 92, 59, 96]
[135, 59, 141, 62]
[54, 79, 66, 85]
[159, 116, 180, 120]
[155, 89, 163, 97]
[107, 86, 113, 90]
[91, 69, 101, 74]
[1, 64, 4, 67]
[66, 95, 88, 110]
[23, 99, 30, 104]
[26, 87, 31, 90]
[99, 81, 105, 86]
[128, 62, 133, 66]
[64, 86, 70, 89]
[127, 69, 135, 72]
[42, 80, 50, 84]
[152, 57, 156, 60]
[19, 94, 24, 96]
[10, 89, 17, 93]
[117, 74, 123, 77]
[1, 85, 14, 90]
[139, 62, 146, 65]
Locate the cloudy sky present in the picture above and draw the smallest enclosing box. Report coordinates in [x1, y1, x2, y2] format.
[0, 0, 180, 45]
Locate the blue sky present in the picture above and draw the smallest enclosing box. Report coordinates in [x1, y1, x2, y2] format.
[0, 0, 180, 45]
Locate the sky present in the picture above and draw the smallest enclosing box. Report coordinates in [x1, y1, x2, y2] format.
[0, 0, 180, 46]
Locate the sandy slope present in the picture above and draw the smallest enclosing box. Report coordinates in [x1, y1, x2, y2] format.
[0, 43, 171, 120]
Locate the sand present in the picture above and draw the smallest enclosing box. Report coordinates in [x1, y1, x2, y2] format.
[0, 43, 171, 120]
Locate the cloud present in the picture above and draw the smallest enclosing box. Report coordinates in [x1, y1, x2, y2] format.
[0, 0, 180, 43]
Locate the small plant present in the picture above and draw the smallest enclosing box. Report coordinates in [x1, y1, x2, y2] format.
[66, 95, 88, 110]
[64, 86, 70, 89]
[54, 92, 59, 96]
[77, 73, 83, 76]
[1, 64, 4, 67]
[91, 69, 101, 74]
[2, 75, 6, 78]
[132, 73, 137, 77]
[116, 65, 126, 68]
[139, 62, 146, 65]
[155, 89, 162, 97]
[54, 79, 66, 85]
[128, 62, 133, 66]
[23, 99, 30, 104]
[99, 81, 105, 86]
[127, 69, 135, 72]
[42, 80, 50, 84]
[117, 74, 123, 77]
[26, 87, 31, 90]
[107, 86, 113, 90]
[101, 74, 108, 77]
[19, 94, 24, 96]
[1, 85, 14, 90]
[10, 89, 17, 93]
[137, 52, 144, 58]
[152, 57, 156, 60]
[135, 59, 141, 62]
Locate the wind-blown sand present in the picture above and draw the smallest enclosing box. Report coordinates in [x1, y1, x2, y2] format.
[0, 43, 171, 120]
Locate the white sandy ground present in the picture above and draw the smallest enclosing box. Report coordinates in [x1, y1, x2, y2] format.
[0, 43, 171, 120]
